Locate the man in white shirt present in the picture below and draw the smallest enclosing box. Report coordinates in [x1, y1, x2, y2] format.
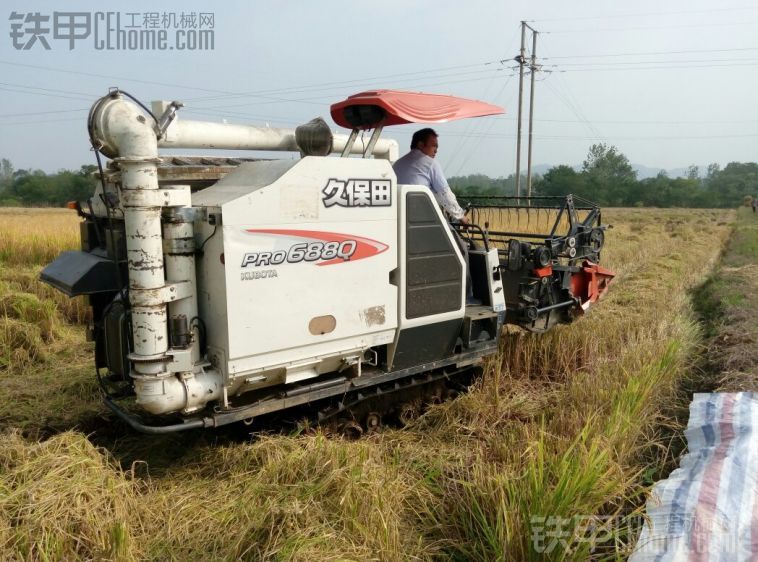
[393, 128, 470, 225]
[393, 128, 478, 304]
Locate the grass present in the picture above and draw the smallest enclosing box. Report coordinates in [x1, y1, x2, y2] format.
[0, 206, 739, 560]
[692, 206, 758, 391]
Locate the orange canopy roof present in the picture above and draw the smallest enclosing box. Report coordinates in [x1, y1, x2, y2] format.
[330, 89, 504, 130]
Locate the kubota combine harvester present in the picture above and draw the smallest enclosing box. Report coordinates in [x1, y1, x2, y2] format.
[41, 89, 614, 433]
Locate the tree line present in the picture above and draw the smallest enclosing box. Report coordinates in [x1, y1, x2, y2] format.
[1, 144, 757, 208]
[0, 159, 97, 207]
[450, 143, 757, 208]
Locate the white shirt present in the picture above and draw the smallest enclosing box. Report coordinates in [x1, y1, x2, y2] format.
[392, 149, 465, 220]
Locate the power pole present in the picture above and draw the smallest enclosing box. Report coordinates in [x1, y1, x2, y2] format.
[514, 21, 526, 199]
[514, 21, 538, 200]
[526, 28, 538, 197]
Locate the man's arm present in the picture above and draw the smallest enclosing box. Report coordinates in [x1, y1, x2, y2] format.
[429, 159, 468, 222]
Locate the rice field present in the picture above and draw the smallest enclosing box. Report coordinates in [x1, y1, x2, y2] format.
[0, 206, 738, 561]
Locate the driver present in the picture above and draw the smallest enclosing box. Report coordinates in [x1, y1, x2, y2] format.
[393, 128, 477, 304]
[392, 128, 469, 225]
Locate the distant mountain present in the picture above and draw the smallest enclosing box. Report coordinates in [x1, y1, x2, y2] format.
[631, 164, 692, 179]
[531, 163, 699, 179]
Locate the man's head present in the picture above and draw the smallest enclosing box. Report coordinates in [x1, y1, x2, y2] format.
[411, 128, 439, 158]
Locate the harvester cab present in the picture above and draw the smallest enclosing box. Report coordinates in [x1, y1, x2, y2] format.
[41, 88, 614, 433]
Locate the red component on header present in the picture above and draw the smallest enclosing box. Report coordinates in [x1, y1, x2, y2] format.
[534, 265, 553, 278]
[570, 260, 615, 313]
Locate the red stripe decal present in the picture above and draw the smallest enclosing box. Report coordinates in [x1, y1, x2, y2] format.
[244, 228, 388, 266]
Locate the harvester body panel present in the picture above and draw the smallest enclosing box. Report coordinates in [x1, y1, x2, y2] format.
[195, 157, 399, 389]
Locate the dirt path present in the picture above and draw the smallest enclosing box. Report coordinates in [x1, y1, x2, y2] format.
[695, 207, 758, 391]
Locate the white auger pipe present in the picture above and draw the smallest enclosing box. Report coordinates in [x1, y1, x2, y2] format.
[157, 113, 400, 161]
[89, 96, 169, 375]
[91, 94, 224, 414]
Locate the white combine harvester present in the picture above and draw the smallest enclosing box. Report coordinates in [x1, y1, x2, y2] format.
[42, 89, 613, 433]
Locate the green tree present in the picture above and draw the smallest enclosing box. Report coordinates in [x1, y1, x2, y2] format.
[686, 165, 700, 181]
[534, 165, 587, 198]
[581, 143, 636, 205]
[450, 173, 524, 198]
[6, 165, 97, 206]
[705, 162, 758, 207]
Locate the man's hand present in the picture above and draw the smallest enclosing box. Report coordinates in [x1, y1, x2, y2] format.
[458, 215, 470, 226]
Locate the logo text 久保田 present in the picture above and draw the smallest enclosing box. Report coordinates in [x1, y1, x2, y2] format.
[321, 179, 391, 208]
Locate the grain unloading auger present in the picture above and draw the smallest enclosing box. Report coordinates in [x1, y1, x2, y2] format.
[41, 89, 614, 434]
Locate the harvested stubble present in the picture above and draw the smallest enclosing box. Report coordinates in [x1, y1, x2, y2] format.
[0, 208, 736, 561]
[0, 431, 137, 561]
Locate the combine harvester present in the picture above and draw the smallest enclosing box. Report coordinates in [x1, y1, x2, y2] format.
[41, 89, 614, 433]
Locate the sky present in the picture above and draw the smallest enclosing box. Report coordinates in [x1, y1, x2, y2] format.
[1, 0, 757, 178]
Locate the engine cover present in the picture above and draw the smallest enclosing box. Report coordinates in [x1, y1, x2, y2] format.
[191, 157, 399, 392]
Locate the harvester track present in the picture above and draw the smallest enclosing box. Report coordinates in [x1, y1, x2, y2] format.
[315, 365, 483, 436]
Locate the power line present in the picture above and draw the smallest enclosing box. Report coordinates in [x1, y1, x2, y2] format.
[183, 71, 520, 113]
[547, 21, 758, 33]
[1, 85, 752, 132]
[0, 68, 517, 127]
[0, 81, 95, 99]
[530, 5, 758, 22]
[445, 61, 509, 173]
[0, 59, 322, 106]
[0, 58, 518, 112]
[558, 72, 605, 139]
[0, 108, 88, 118]
[183, 60, 509, 102]
[543, 46, 758, 60]
[0, 79, 518, 129]
[493, 116, 758, 125]
[188, 67, 514, 110]
[0, 116, 83, 127]
[541, 77, 605, 141]
[0, 86, 92, 103]
[555, 61, 758, 72]
[437, 131, 758, 141]
[451, 74, 517, 177]
[0, 59, 231, 94]
[551, 57, 758, 67]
